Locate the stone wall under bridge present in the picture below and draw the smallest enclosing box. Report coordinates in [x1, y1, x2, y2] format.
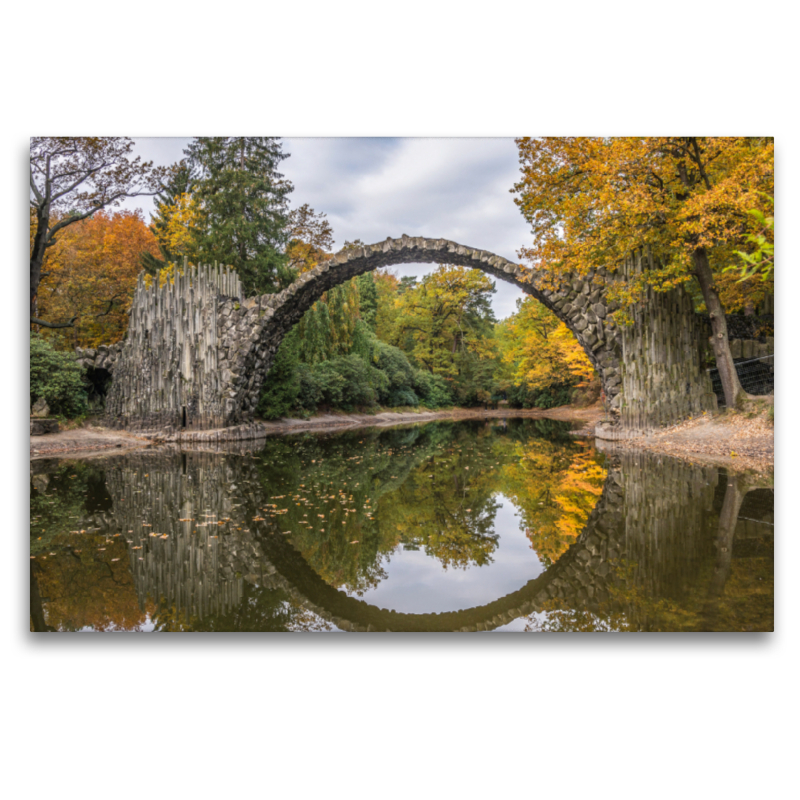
[84, 236, 717, 440]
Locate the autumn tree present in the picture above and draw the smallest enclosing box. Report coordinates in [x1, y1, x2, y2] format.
[285, 204, 334, 275]
[184, 137, 293, 295]
[512, 137, 774, 407]
[36, 210, 160, 348]
[496, 297, 595, 399]
[140, 159, 199, 275]
[30, 137, 166, 327]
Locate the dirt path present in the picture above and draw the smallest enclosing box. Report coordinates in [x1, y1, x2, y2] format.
[30, 402, 773, 475]
[30, 405, 604, 460]
[30, 427, 154, 460]
[610, 407, 774, 475]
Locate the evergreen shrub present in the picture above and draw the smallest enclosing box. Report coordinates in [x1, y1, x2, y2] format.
[30, 333, 88, 417]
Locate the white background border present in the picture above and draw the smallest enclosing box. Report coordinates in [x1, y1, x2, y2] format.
[4, 2, 797, 798]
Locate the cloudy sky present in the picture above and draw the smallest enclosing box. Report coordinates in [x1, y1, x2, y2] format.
[125, 137, 531, 318]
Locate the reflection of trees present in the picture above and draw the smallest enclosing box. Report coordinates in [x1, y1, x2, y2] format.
[497, 436, 607, 566]
[248, 421, 533, 585]
[31, 418, 605, 630]
[382, 429, 503, 570]
[32, 422, 771, 633]
[514, 451, 774, 632]
[699, 474, 774, 632]
[30, 462, 149, 631]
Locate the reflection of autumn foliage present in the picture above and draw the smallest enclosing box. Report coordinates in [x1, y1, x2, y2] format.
[500, 439, 606, 566]
[522, 598, 629, 632]
[31, 461, 152, 631]
[248, 420, 600, 588]
[33, 534, 151, 631]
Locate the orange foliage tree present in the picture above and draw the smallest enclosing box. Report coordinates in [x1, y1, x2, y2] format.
[30, 137, 165, 326]
[36, 210, 159, 349]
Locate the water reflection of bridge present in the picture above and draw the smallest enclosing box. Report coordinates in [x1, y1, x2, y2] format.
[70, 442, 770, 632]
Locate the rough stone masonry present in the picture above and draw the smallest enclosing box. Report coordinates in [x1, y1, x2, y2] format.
[77, 235, 716, 439]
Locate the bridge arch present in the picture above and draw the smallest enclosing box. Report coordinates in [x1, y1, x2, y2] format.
[97, 235, 714, 436]
[219, 236, 624, 428]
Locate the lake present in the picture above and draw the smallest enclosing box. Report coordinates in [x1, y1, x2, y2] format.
[30, 418, 774, 632]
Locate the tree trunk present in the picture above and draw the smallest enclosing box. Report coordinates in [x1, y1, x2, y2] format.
[30, 208, 49, 321]
[701, 473, 747, 629]
[30, 562, 54, 632]
[693, 247, 746, 408]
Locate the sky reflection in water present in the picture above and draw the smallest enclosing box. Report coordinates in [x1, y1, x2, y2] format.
[29, 418, 773, 632]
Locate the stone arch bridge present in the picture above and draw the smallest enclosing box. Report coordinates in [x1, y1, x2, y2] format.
[78, 235, 716, 438]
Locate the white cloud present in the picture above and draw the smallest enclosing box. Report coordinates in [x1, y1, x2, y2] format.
[125, 136, 530, 318]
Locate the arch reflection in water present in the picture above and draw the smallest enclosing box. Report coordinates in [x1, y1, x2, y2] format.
[30, 420, 773, 632]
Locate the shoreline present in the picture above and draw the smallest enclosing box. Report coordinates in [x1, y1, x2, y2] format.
[29, 404, 605, 460]
[29, 401, 773, 475]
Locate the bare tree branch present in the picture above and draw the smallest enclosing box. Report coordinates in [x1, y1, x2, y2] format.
[30, 315, 79, 329]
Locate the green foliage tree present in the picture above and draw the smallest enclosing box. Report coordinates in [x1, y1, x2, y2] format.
[296, 281, 362, 364]
[184, 137, 293, 295]
[393, 266, 497, 379]
[726, 198, 774, 284]
[30, 332, 88, 416]
[310, 355, 378, 411]
[256, 328, 302, 419]
[356, 272, 379, 329]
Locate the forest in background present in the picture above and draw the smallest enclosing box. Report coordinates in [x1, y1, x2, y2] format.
[30, 136, 773, 418]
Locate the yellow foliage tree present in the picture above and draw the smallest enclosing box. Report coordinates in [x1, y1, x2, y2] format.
[392, 266, 496, 377]
[498, 297, 595, 392]
[512, 137, 774, 407]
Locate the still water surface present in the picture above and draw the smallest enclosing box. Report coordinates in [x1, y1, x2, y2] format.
[30, 419, 774, 632]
